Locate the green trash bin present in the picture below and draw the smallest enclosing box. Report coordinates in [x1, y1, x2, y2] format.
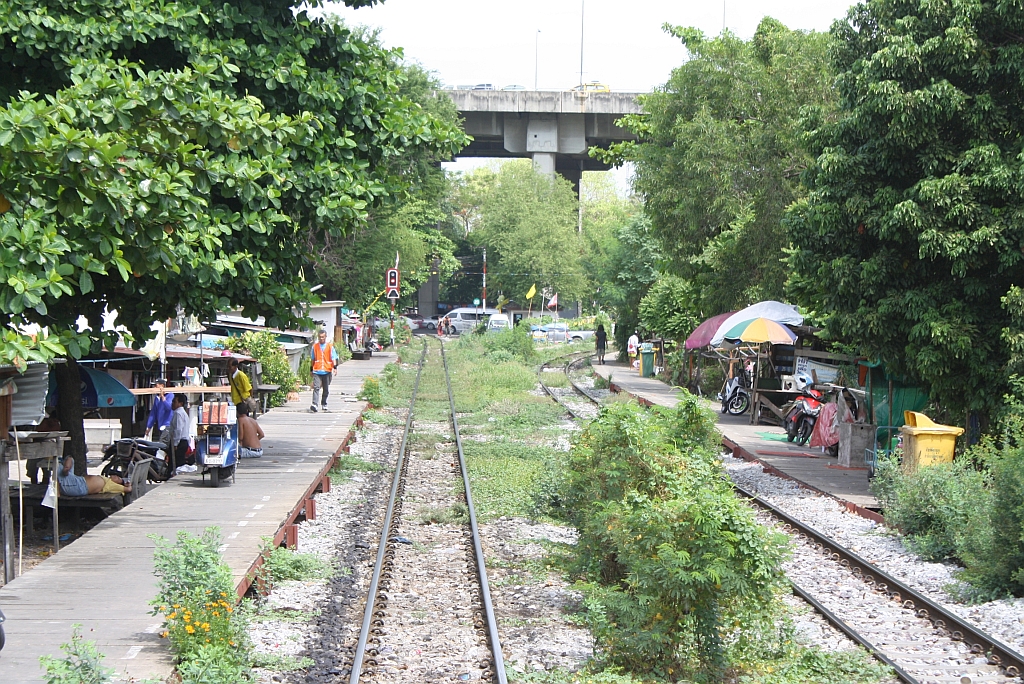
[640, 344, 655, 378]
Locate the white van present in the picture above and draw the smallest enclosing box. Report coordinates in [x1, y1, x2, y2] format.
[486, 313, 510, 332]
[446, 307, 500, 334]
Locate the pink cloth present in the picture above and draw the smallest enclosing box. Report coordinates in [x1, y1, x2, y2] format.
[810, 402, 839, 448]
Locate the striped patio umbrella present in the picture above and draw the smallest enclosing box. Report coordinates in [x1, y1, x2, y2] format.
[721, 317, 797, 345]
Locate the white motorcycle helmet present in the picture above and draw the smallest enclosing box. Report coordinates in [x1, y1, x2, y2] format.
[793, 372, 814, 391]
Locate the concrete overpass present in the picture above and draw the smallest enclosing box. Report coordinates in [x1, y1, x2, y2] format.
[447, 89, 643, 190]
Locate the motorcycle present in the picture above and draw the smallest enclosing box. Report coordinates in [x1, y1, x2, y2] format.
[100, 437, 174, 482]
[0, 606, 6, 651]
[783, 375, 825, 446]
[719, 373, 751, 415]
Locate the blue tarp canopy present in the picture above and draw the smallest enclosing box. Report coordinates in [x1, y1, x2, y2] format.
[47, 366, 136, 408]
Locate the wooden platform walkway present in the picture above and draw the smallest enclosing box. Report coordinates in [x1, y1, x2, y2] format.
[0, 353, 393, 683]
[590, 360, 879, 514]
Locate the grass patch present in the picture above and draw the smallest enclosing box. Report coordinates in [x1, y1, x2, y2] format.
[417, 503, 469, 525]
[329, 454, 385, 484]
[262, 546, 333, 582]
[363, 409, 401, 426]
[250, 653, 315, 671]
[463, 439, 557, 520]
[540, 369, 570, 388]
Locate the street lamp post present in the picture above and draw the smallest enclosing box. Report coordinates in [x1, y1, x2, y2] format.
[482, 247, 487, 311]
[534, 30, 540, 90]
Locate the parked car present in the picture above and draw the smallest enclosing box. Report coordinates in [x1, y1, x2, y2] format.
[421, 316, 441, 330]
[486, 313, 511, 332]
[546, 323, 570, 343]
[572, 81, 610, 93]
[447, 307, 500, 334]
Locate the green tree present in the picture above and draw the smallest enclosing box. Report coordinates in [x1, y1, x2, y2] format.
[786, 0, 1024, 417]
[597, 215, 662, 357]
[0, 0, 465, 467]
[467, 161, 588, 306]
[311, 61, 465, 309]
[602, 18, 835, 320]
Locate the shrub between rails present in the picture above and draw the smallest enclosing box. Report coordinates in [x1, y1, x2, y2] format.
[563, 396, 790, 680]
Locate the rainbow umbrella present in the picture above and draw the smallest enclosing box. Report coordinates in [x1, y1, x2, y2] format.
[721, 317, 797, 345]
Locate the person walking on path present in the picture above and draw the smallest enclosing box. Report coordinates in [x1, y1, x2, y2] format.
[227, 358, 252, 408]
[595, 324, 608, 365]
[310, 329, 339, 413]
[236, 402, 265, 458]
[145, 377, 173, 444]
[627, 331, 640, 369]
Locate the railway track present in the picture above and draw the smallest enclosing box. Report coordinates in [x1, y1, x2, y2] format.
[546, 359, 1023, 683]
[347, 340, 507, 683]
[537, 352, 600, 420]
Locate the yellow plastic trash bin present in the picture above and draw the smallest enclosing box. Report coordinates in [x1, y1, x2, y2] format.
[900, 411, 964, 473]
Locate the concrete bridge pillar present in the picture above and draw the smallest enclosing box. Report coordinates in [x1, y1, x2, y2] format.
[532, 152, 556, 178]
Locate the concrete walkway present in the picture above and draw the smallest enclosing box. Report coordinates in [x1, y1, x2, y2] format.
[591, 360, 878, 511]
[0, 353, 393, 683]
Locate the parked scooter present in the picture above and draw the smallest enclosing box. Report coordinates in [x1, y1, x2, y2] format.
[99, 437, 173, 482]
[783, 373, 824, 446]
[196, 423, 237, 487]
[719, 373, 751, 415]
[0, 606, 6, 651]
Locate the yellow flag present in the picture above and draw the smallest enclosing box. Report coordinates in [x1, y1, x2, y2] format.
[526, 284, 536, 300]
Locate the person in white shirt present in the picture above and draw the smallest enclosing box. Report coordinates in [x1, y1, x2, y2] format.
[168, 393, 190, 477]
[627, 332, 640, 369]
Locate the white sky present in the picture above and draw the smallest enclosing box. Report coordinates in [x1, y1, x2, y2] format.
[313, 0, 858, 183]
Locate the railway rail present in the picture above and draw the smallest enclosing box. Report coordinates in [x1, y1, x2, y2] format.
[347, 340, 508, 683]
[537, 352, 600, 420]
[548, 358, 1023, 683]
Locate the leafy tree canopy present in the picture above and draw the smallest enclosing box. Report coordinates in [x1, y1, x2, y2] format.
[0, 0, 466, 368]
[601, 18, 835, 320]
[461, 161, 588, 306]
[311, 61, 465, 309]
[786, 0, 1024, 415]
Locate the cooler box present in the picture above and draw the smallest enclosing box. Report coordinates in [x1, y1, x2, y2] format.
[900, 411, 963, 473]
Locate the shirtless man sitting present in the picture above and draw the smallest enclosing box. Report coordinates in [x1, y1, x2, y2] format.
[56, 456, 131, 496]
[236, 402, 264, 459]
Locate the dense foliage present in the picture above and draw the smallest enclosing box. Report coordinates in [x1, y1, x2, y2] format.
[603, 18, 834, 322]
[786, 0, 1024, 416]
[456, 161, 588, 306]
[639, 275, 701, 341]
[311, 62, 466, 309]
[0, 0, 465, 368]
[222, 331, 298, 407]
[150, 528, 251, 681]
[873, 405, 1024, 598]
[564, 397, 790, 678]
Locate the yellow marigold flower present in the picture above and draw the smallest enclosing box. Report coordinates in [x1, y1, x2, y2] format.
[220, 592, 227, 597]
[185, 625, 195, 634]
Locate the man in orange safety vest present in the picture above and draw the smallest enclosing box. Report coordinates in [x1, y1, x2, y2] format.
[310, 329, 339, 413]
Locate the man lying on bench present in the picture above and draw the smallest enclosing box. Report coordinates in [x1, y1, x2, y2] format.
[56, 456, 132, 496]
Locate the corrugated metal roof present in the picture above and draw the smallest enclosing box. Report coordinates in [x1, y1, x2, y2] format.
[11, 364, 49, 426]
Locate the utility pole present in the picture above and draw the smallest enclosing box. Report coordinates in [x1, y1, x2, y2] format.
[482, 247, 487, 311]
[535, 30, 540, 90]
[579, 1, 585, 86]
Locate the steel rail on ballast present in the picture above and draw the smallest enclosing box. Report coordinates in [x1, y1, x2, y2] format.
[734, 484, 1024, 680]
[440, 340, 508, 684]
[349, 341, 427, 683]
[537, 351, 597, 419]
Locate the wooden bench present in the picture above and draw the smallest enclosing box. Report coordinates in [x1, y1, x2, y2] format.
[7, 458, 152, 533]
